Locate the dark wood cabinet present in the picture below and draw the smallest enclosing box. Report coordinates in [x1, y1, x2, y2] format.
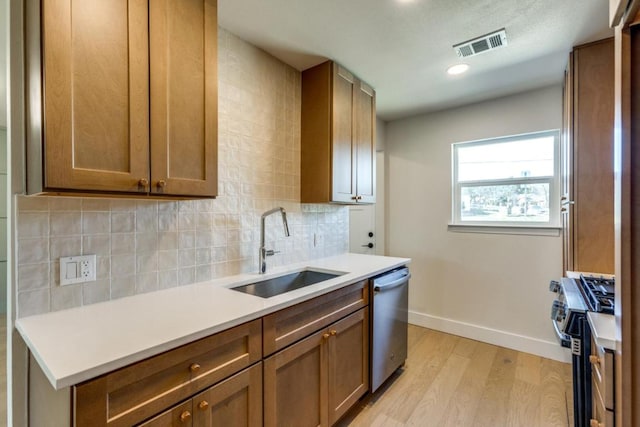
[561, 38, 615, 274]
[301, 61, 376, 204]
[263, 308, 369, 427]
[27, 0, 218, 197]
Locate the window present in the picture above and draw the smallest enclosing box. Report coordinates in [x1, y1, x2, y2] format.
[451, 130, 560, 229]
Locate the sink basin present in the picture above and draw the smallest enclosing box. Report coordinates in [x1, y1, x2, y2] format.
[231, 270, 344, 298]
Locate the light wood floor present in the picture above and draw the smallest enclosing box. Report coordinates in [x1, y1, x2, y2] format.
[339, 325, 573, 427]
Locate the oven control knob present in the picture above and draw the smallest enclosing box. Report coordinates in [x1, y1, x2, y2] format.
[549, 280, 561, 293]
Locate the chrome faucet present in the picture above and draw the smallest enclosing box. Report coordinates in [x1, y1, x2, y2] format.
[259, 207, 290, 274]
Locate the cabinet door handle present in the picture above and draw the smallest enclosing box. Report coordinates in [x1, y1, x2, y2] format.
[157, 180, 166, 189]
[330, 330, 337, 336]
[138, 178, 149, 189]
[198, 400, 209, 410]
[589, 355, 600, 365]
[357, 195, 363, 200]
[351, 196, 358, 200]
[590, 419, 603, 427]
[189, 363, 201, 373]
[180, 411, 192, 423]
[323, 333, 330, 339]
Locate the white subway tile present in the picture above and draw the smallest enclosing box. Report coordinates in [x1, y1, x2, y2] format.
[51, 284, 83, 311]
[50, 236, 82, 261]
[111, 233, 135, 255]
[18, 237, 50, 264]
[111, 212, 135, 233]
[110, 275, 135, 299]
[18, 289, 50, 317]
[82, 212, 111, 234]
[83, 279, 110, 305]
[83, 235, 110, 256]
[50, 212, 81, 236]
[18, 263, 50, 292]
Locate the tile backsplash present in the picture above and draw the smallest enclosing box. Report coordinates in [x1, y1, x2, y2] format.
[15, 29, 349, 318]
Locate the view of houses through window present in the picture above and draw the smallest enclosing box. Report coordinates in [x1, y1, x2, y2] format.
[452, 130, 560, 226]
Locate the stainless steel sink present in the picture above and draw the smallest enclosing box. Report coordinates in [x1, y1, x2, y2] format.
[231, 270, 344, 298]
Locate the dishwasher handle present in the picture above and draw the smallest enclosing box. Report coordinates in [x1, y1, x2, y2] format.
[373, 273, 411, 293]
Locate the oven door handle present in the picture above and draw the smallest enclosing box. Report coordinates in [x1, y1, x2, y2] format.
[551, 319, 572, 348]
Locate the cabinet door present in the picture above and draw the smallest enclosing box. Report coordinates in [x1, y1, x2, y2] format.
[42, 0, 150, 193]
[354, 81, 376, 204]
[149, 0, 218, 197]
[331, 64, 357, 203]
[264, 329, 328, 427]
[572, 39, 615, 274]
[327, 308, 369, 425]
[138, 400, 193, 427]
[192, 364, 262, 427]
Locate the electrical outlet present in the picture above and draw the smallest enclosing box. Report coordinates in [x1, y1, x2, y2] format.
[60, 255, 97, 286]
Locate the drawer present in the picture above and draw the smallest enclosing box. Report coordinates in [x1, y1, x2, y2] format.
[263, 280, 368, 356]
[591, 380, 614, 427]
[590, 336, 614, 410]
[74, 319, 262, 427]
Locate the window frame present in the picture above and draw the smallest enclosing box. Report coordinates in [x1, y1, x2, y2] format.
[450, 130, 561, 229]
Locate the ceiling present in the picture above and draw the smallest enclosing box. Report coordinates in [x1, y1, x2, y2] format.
[219, 0, 613, 121]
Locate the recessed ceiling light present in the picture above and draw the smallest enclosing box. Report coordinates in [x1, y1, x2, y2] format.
[447, 64, 469, 75]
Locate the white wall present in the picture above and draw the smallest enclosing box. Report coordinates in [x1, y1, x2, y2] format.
[386, 85, 568, 361]
[375, 118, 386, 255]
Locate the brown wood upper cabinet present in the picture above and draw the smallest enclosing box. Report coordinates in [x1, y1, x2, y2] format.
[561, 39, 614, 274]
[301, 61, 376, 204]
[27, 0, 218, 197]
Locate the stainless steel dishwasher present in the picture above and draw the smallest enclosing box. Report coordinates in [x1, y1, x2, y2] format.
[370, 266, 410, 392]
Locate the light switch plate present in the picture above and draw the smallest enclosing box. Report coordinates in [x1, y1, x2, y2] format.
[60, 255, 96, 286]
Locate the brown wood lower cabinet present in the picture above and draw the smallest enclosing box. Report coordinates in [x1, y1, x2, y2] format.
[67, 276, 384, 427]
[74, 320, 262, 426]
[263, 307, 369, 427]
[139, 363, 262, 427]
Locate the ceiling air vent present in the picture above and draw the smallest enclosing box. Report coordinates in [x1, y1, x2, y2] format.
[453, 29, 508, 58]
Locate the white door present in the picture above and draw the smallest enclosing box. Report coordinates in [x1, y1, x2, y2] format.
[349, 205, 376, 254]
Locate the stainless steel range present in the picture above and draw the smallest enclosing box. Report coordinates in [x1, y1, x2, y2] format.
[549, 274, 615, 427]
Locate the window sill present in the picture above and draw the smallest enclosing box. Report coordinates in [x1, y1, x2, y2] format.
[447, 224, 562, 236]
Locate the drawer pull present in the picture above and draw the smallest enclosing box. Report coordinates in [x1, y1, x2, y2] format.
[589, 355, 601, 365]
[198, 400, 209, 411]
[323, 333, 330, 340]
[330, 330, 338, 336]
[180, 411, 191, 423]
[189, 363, 201, 373]
[590, 419, 603, 427]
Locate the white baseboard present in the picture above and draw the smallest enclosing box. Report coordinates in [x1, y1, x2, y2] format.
[408, 310, 572, 363]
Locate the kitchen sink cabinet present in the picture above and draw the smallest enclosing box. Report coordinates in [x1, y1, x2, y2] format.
[140, 363, 262, 427]
[561, 38, 615, 274]
[263, 308, 369, 427]
[26, 0, 218, 197]
[301, 61, 376, 204]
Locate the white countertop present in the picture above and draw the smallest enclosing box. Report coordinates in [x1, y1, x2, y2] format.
[587, 312, 616, 351]
[16, 253, 410, 390]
